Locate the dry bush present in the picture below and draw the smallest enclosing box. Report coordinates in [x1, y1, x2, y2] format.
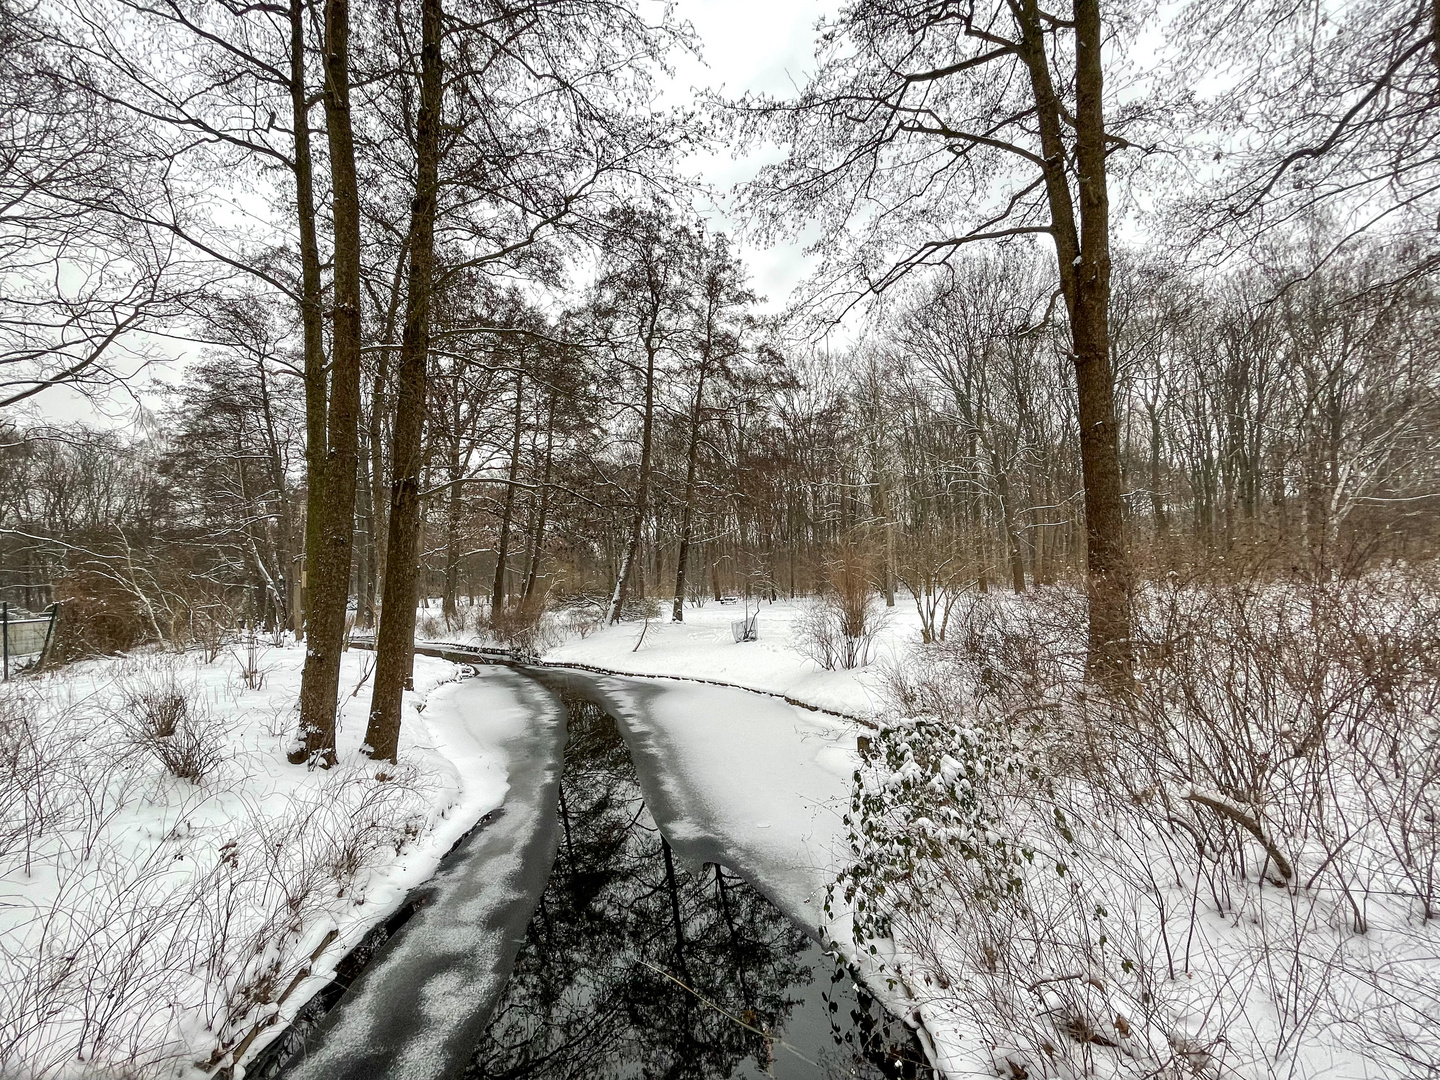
[0, 663, 434, 1078]
[486, 602, 562, 657]
[187, 600, 234, 661]
[417, 612, 443, 639]
[841, 569, 1440, 1078]
[230, 634, 268, 691]
[896, 527, 973, 643]
[444, 598, 480, 632]
[797, 545, 890, 670]
[52, 568, 151, 658]
[557, 603, 606, 640]
[118, 665, 226, 783]
[613, 594, 661, 621]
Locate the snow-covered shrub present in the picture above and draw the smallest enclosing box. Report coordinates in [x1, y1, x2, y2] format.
[0, 651, 439, 1078]
[559, 604, 606, 640]
[838, 574, 1440, 1079]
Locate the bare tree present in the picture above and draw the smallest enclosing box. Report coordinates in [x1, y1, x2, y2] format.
[0, 0, 188, 410]
[363, 0, 443, 764]
[734, 0, 1142, 674]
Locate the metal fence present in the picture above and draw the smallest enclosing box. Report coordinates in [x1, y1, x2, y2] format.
[1, 602, 57, 680]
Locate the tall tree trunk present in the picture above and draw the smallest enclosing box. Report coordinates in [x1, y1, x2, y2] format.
[491, 367, 525, 615]
[1016, 0, 1132, 676]
[364, 256, 405, 628]
[1070, 0, 1131, 672]
[672, 368, 707, 622]
[289, 0, 324, 644]
[1148, 405, 1168, 540]
[294, 0, 364, 765]
[521, 391, 556, 608]
[441, 435, 463, 621]
[998, 469, 1026, 594]
[256, 360, 296, 632]
[609, 344, 656, 623]
[355, 427, 373, 627]
[365, 0, 442, 763]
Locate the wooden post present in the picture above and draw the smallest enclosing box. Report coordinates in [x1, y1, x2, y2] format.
[40, 603, 56, 667]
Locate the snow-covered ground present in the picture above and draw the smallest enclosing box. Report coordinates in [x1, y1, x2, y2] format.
[430, 594, 934, 717]
[430, 580, 1440, 1080]
[16, 578, 1427, 1080]
[0, 641, 522, 1078]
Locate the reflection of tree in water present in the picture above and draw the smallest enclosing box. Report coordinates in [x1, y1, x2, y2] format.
[465, 691, 924, 1080]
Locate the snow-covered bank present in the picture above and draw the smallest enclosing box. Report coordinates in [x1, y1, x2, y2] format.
[417, 596, 927, 717]
[280, 669, 567, 1080]
[430, 573, 1440, 1080]
[564, 672, 943, 1071]
[0, 642, 517, 1079]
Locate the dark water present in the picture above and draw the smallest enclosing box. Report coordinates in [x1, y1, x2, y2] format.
[463, 688, 927, 1080]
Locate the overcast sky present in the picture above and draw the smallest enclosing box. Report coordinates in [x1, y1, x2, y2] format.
[660, 0, 836, 311]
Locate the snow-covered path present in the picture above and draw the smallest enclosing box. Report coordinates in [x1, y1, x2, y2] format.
[278, 667, 567, 1080]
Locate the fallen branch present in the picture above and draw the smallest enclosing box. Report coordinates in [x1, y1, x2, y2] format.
[1181, 787, 1294, 883]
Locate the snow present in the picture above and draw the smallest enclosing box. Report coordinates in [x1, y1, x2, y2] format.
[17, 579, 1427, 1079]
[279, 667, 567, 1080]
[595, 676, 858, 925]
[537, 597, 924, 717]
[0, 641, 517, 1079]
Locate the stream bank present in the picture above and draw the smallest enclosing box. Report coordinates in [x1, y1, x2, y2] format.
[254, 660, 927, 1080]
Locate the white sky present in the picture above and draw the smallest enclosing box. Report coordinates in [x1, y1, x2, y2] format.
[659, 0, 836, 311]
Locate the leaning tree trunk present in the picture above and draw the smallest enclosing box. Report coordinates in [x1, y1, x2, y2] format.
[293, 0, 364, 765]
[364, 0, 442, 763]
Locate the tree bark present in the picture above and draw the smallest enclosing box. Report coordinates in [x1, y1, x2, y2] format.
[672, 367, 707, 621]
[522, 391, 556, 607]
[441, 432, 464, 621]
[994, 460, 1026, 594]
[1070, 0, 1132, 673]
[364, 253, 406, 629]
[289, 0, 324, 644]
[608, 333, 657, 623]
[1015, 0, 1132, 676]
[491, 367, 525, 616]
[294, 0, 364, 765]
[364, 0, 442, 763]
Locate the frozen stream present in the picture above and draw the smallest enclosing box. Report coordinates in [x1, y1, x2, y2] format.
[264, 665, 925, 1080]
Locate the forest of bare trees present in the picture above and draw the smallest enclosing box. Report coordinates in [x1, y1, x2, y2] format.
[6, 226, 1435, 658]
[4, 0, 1440, 1075]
